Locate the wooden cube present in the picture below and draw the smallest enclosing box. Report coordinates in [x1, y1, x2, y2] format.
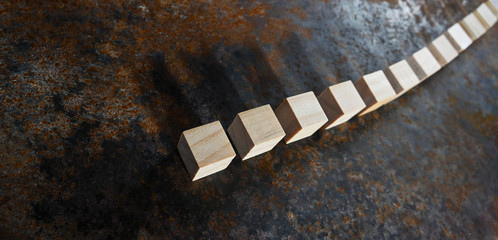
[354, 70, 397, 116]
[275, 91, 328, 144]
[178, 121, 236, 181]
[384, 59, 420, 98]
[428, 35, 459, 66]
[460, 13, 487, 40]
[227, 105, 285, 160]
[445, 23, 473, 52]
[409, 47, 442, 81]
[476, 3, 497, 29]
[486, 0, 498, 16]
[318, 80, 366, 129]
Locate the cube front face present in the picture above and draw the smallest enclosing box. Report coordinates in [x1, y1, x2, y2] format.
[429, 35, 458, 65]
[319, 81, 366, 129]
[487, 1, 498, 15]
[276, 91, 328, 144]
[476, 3, 497, 28]
[228, 105, 285, 160]
[411, 47, 441, 80]
[178, 121, 236, 181]
[446, 23, 473, 52]
[355, 70, 397, 116]
[461, 13, 486, 40]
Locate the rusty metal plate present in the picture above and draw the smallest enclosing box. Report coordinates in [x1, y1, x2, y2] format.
[0, 0, 496, 238]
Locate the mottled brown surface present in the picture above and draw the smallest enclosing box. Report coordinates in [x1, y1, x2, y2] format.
[0, 0, 497, 239]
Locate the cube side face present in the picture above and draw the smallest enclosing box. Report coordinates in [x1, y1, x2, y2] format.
[285, 121, 325, 144]
[447, 23, 472, 51]
[243, 137, 282, 160]
[430, 35, 458, 65]
[412, 47, 441, 79]
[193, 156, 233, 181]
[461, 13, 486, 40]
[318, 88, 345, 129]
[228, 115, 254, 160]
[275, 100, 302, 144]
[182, 121, 236, 170]
[363, 70, 397, 104]
[476, 4, 497, 28]
[388, 60, 420, 92]
[287, 92, 328, 129]
[177, 133, 200, 180]
[239, 105, 285, 146]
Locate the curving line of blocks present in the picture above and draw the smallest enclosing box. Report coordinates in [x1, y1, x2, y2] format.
[178, 1, 498, 181]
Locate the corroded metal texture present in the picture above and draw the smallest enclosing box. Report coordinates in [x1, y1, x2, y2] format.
[1, 0, 497, 239]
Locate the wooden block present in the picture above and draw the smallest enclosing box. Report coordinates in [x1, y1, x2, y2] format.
[476, 3, 497, 29]
[384, 59, 420, 98]
[428, 34, 459, 66]
[445, 23, 473, 52]
[227, 105, 285, 160]
[409, 47, 441, 81]
[460, 13, 487, 40]
[318, 80, 366, 129]
[178, 121, 236, 181]
[275, 91, 328, 144]
[354, 70, 397, 116]
[486, 0, 498, 16]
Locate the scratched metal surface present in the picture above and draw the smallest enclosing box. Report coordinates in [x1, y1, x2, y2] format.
[1, 0, 497, 239]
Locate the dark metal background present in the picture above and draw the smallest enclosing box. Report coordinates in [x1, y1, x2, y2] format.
[1, 0, 497, 239]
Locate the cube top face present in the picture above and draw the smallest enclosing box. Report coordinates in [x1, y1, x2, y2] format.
[447, 23, 472, 51]
[362, 70, 397, 103]
[181, 121, 235, 168]
[461, 13, 486, 40]
[238, 104, 285, 146]
[328, 81, 366, 114]
[412, 47, 441, 77]
[286, 91, 328, 128]
[388, 60, 419, 91]
[431, 35, 458, 64]
[476, 3, 497, 28]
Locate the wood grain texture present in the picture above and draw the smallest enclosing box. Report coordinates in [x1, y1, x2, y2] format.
[460, 13, 487, 40]
[446, 23, 473, 52]
[178, 121, 236, 181]
[228, 104, 285, 160]
[275, 91, 328, 144]
[411, 47, 442, 81]
[428, 34, 459, 66]
[355, 70, 397, 116]
[318, 81, 366, 129]
[385, 59, 420, 99]
[476, 3, 497, 29]
[487, 0, 498, 16]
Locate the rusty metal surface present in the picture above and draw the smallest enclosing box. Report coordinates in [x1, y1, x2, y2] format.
[1, 0, 497, 239]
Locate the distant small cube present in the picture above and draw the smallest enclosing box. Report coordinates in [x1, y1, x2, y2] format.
[445, 23, 472, 52]
[460, 13, 486, 40]
[355, 70, 397, 116]
[318, 80, 366, 129]
[275, 91, 328, 144]
[476, 3, 497, 29]
[428, 34, 459, 66]
[227, 105, 285, 160]
[409, 47, 442, 81]
[384, 59, 420, 98]
[177, 121, 236, 181]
